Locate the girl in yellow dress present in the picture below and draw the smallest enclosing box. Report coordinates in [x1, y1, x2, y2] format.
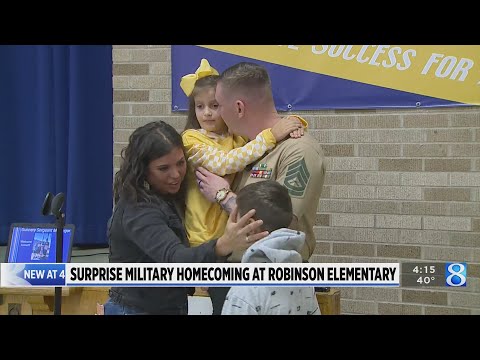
[180, 59, 308, 248]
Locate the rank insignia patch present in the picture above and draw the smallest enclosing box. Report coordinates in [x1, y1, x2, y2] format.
[284, 158, 310, 197]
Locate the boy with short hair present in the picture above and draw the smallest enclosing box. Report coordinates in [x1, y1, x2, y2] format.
[221, 180, 320, 315]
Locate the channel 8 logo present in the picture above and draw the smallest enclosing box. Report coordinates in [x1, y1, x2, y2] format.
[445, 263, 467, 287]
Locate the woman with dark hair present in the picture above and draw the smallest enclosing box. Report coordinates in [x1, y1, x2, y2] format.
[104, 121, 267, 315]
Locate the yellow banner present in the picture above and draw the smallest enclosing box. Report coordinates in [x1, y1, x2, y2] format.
[199, 45, 480, 105]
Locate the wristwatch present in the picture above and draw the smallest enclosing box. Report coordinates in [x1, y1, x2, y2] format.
[215, 188, 231, 203]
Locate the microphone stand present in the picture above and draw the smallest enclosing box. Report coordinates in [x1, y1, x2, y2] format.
[41, 192, 66, 315]
[54, 211, 65, 315]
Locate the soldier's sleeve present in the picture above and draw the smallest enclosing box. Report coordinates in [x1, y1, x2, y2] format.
[276, 140, 326, 219]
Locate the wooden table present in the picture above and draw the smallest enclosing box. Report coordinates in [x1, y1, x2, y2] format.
[316, 289, 341, 315]
[1, 287, 341, 315]
[0, 287, 110, 315]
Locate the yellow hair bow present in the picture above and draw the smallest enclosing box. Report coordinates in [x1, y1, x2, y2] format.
[180, 58, 219, 97]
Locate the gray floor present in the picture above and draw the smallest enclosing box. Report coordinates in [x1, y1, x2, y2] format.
[0, 246, 109, 263]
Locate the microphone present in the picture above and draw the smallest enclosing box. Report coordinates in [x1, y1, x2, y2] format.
[50, 193, 65, 219]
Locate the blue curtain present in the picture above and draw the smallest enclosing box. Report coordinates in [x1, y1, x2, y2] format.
[0, 45, 113, 246]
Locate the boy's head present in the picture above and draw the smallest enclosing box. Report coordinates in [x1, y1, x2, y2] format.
[236, 180, 293, 233]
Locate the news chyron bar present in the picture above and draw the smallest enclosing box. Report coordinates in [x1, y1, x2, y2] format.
[0, 262, 468, 288]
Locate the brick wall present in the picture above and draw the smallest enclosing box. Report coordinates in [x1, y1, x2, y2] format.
[112, 45, 480, 315]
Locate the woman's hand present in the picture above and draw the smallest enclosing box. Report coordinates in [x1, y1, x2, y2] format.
[215, 206, 269, 257]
